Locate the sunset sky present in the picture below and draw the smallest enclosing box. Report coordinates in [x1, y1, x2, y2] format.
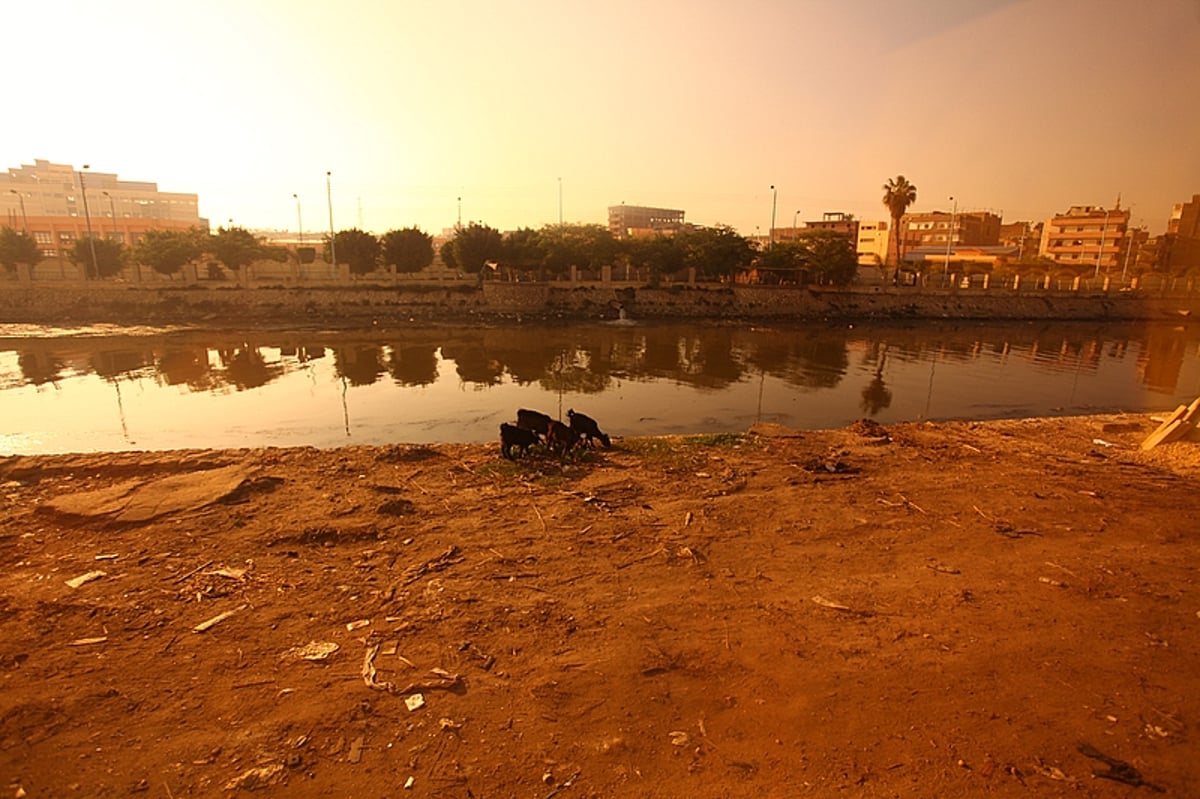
[7, 0, 1199, 236]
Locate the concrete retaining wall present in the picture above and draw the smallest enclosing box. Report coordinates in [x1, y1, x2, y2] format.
[0, 281, 1197, 325]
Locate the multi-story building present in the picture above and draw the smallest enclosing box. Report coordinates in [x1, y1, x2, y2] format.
[3, 159, 204, 258]
[773, 212, 859, 247]
[1039, 204, 1131, 274]
[855, 221, 890, 266]
[998, 221, 1044, 261]
[899, 210, 1001, 253]
[1166, 194, 1200, 273]
[607, 204, 686, 239]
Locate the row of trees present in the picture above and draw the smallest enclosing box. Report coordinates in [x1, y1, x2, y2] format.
[2, 220, 859, 285]
[438, 222, 856, 285]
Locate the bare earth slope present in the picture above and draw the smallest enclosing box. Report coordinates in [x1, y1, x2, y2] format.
[1, 414, 1198, 798]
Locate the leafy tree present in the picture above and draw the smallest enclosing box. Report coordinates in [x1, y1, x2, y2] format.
[70, 236, 126, 278]
[381, 227, 434, 274]
[210, 226, 262, 273]
[501, 227, 547, 278]
[133, 228, 205, 276]
[440, 239, 459, 273]
[0, 227, 41, 272]
[448, 222, 503, 276]
[755, 240, 808, 282]
[626, 234, 684, 284]
[327, 229, 381, 275]
[678, 225, 755, 280]
[804, 230, 858, 286]
[540, 224, 619, 279]
[882, 175, 918, 273]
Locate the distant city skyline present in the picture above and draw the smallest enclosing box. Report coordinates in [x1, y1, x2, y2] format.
[5, 0, 1198, 237]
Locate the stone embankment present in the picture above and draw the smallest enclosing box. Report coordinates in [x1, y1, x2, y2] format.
[1, 281, 1198, 325]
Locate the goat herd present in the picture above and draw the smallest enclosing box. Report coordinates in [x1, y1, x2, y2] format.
[499, 408, 612, 460]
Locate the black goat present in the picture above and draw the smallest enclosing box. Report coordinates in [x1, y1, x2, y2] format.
[567, 409, 611, 448]
[516, 408, 553, 441]
[546, 420, 581, 456]
[499, 422, 539, 460]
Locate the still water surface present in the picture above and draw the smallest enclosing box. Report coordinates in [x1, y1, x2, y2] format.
[3, 320, 1199, 454]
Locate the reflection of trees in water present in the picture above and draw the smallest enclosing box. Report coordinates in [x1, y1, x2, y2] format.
[334, 345, 386, 387]
[859, 345, 892, 416]
[387, 344, 438, 387]
[18, 351, 66, 386]
[439, 340, 504, 387]
[156, 348, 215, 389]
[539, 349, 610, 394]
[217, 347, 282, 390]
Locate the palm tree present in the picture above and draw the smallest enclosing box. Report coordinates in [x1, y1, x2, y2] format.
[882, 175, 918, 280]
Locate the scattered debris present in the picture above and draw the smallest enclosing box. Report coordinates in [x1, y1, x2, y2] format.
[1092, 438, 1117, 448]
[65, 570, 106, 589]
[669, 731, 690, 746]
[345, 619, 371, 632]
[811, 595, 852, 612]
[222, 763, 284, 792]
[285, 641, 339, 661]
[404, 776, 415, 789]
[192, 604, 247, 633]
[404, 693, 425, 712]
[1039, 577, 1067, 588]
[69, 636, 108, 646]
[925, 562, 961, 575]
[94, 553, 119, 561]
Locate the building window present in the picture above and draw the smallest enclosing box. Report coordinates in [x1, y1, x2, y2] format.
[34, 231, 52, 243]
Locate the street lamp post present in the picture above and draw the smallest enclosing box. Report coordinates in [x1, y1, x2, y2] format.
[326, 171, 336, 270]
[943, 196, 956, 285]
[1093, 208, 1111, 279]
[293, 194, 304, 245]
[457, 196, 462, 229]
[8, 189, 28, 233]
[793, 209, 800, 230]
[79, 165, 99, 278]
[769, 185, 778, 250]
[102, 191, 117, 241]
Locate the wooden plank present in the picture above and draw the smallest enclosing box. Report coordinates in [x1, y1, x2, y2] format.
[1180, 396, 1200, 424]
[1141, 404, 1188, 450]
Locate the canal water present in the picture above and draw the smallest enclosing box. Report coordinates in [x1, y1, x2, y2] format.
[2, 320, 1199, 454]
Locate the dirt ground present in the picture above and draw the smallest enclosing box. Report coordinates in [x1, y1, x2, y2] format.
[2, 414, 1199, 798]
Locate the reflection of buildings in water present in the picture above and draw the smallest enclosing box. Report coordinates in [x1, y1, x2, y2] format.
[1138, 328, 1188, 393]
[386, 344, 438, 387]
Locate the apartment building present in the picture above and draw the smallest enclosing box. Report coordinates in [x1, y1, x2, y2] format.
[899, 210, 1001, 252]
[856, 220, 890, 265]
[3, 159, 204, 257]
[1038, 204, 1130, 273]
[1166, 194, 1200, 273]
[607, 204, 686, 239]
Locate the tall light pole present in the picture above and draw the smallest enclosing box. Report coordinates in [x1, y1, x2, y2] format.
[943, 196, 956, 284]
[8, 189, 28, 233]
[1122, 226, 1137, 283]
[793, 209, 801, 230]
[102, 191, 117, 240]
[293, 194, 303, 245]
[457, 196, 462, 229]
[769, 185, 778, 249]
[1093, 208, 1111, 279]
[326, 171, 336, 269]
[79, 165, 99, 278]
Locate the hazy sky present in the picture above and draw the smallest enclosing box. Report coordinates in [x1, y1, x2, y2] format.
[8, 0, 1199, 236]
